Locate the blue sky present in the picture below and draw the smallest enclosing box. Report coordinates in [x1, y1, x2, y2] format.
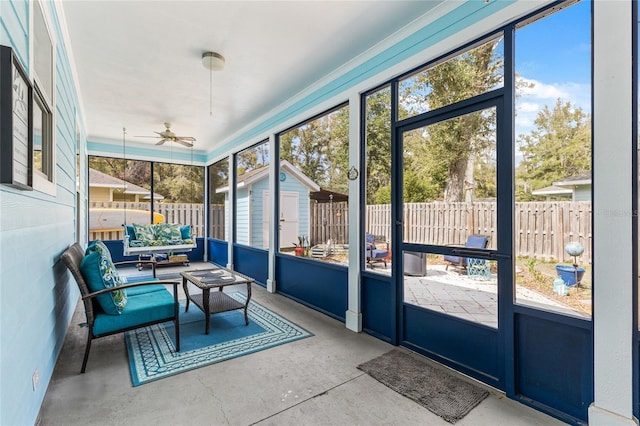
[514, 0, 591, 138]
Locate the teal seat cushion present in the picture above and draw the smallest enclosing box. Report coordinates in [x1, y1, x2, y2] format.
[121, 276, 171, 296]
[125, 284, 168, 296]
[80, 247, 127, 315]
[92, 289, 175, 336]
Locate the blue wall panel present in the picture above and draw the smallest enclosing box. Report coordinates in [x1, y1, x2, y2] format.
[515, 314, 593, 423]
[208, 238, 228, 266]
[403, 304, 502, 389]
[276, 255, 347, 321]
[233, 244, 268, 286]
[362, 273, 394, 342]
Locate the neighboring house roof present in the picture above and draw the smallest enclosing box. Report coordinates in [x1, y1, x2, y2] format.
[531, 173, 592, 198]
[216, 160, 321, 193]
[89, 168, 164, 200]
[554, 173, 592, 187]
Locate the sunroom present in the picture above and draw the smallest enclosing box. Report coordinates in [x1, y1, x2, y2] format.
[1, 1, 637, 425]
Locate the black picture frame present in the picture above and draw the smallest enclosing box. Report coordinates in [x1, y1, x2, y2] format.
[0, 46, 33, 190]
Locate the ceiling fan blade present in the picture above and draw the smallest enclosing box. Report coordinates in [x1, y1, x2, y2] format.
[134, 135, 160, 138]
[156, 139, 167, 145]
[176, 140, 194, 148]
[175, 136, 196, 142]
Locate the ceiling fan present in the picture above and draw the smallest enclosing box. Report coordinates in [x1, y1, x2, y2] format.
[138, 122, 196, 148]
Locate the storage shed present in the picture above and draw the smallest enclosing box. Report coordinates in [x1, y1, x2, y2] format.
[218, 160, 320, 248]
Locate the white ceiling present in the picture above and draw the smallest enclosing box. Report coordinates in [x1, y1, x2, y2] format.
[61, 1, 444, 155]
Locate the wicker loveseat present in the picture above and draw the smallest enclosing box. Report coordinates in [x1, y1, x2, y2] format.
[61, 242, 180, 373]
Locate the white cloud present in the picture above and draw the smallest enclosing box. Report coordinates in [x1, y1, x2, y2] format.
[519, 77, 569, 100]
[517, 102, 539, 113]
[517, 77, 590, 111]
[514, 76, 591, 138]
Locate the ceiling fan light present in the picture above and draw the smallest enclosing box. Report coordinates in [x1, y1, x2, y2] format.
[202, 52, 225, 71]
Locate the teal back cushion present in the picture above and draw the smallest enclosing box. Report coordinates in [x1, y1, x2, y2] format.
[132, 223, 156, 244]
[81, 241, 127, 315]
[180, 225, 192, 239]
[155, 223, 182, 241]
[125, 225, 136, 240]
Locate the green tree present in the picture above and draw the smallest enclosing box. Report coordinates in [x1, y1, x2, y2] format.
[365, 87, 392, 204]
[209, 159, 229, 205]
[237, 142, 269, 175]
[154, 163, 204, 203]
[516, 99, 591, 200]
[401, 39, 502, 202]
[280, 105, 350, 194]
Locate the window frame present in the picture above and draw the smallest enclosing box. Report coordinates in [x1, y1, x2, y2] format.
[31, 0, 56, 194]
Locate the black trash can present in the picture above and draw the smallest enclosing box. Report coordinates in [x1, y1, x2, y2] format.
[403, 251, 426, 276]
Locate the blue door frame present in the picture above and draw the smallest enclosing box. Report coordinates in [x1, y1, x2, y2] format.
[386, 78, 593, 423]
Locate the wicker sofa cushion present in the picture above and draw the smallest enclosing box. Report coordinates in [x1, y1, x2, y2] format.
[80, 250, 127, 315]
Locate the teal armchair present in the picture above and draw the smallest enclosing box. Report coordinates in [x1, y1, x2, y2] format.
[61, 243, 180, 373]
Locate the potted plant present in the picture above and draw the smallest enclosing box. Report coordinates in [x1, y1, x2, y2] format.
[293, 236, 308, 256]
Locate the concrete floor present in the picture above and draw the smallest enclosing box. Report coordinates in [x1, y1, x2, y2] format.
[37, 263, 567, 425]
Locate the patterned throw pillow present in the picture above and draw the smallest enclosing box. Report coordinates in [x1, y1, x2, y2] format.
[81, 241, 127, 315]
[132, 223, 156, 245]
[154, 223, 182, 241]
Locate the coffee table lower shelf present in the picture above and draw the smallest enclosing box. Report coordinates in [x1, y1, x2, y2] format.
[186, 290, 250, 334]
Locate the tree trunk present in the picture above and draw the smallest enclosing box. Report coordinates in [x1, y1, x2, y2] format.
[464, 156, 475, 202]
[444, 156, 468, 202]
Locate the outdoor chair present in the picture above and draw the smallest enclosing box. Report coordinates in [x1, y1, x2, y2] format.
[365, 233, 389, 268]
[443, 235, 489, 272]
[61, 242, 180, 373]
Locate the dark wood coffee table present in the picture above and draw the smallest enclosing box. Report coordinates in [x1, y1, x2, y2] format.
[181, 267, 253, 334]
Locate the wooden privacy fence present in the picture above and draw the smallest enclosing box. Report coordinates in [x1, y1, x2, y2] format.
[364, 201, 592, 264]
[89, 202, 205, 241]
[89, 200, 593, 263]
[309, 202, 349, 246]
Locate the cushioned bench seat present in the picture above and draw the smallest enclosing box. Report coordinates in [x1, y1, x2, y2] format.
[123, 223, 197, 256]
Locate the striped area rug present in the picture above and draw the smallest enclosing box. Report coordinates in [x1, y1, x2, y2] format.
[125, 292, 312, 386]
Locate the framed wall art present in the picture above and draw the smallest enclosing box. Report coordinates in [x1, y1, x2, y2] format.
[0, 46, 33, 190]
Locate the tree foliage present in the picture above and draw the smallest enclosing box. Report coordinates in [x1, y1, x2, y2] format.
[365, 87, 392, 204]
[280, 105, 350, 194]
[89, 156, 204, 203]
[236, 142, 269, 175]
[516, 99, 591, 200]
[399, 39, 503, 202]
[209, 159, 229, 204]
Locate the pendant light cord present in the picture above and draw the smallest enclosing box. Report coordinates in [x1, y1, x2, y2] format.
[209, 67, 213, 116]
[122, 127, 127, 228]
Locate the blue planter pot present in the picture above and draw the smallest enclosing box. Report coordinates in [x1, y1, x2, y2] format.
[555, 265, 585, 287]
